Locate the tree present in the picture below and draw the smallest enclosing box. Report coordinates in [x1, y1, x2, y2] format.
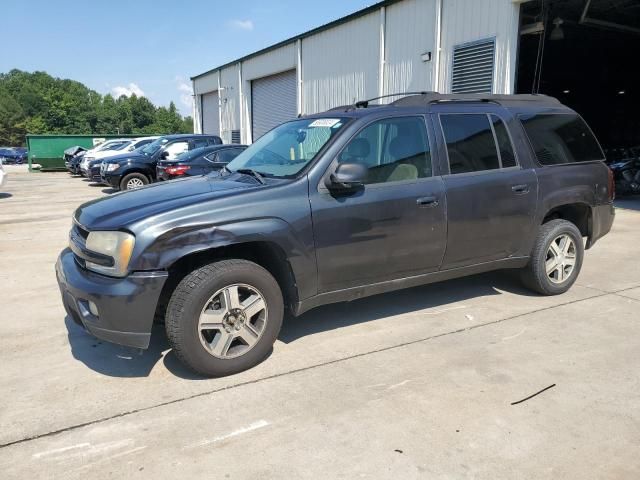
[0, 70, 194, 145]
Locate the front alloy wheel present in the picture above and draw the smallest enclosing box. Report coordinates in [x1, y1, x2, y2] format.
[198, 284, 268, 359]
[127, 177, 145, 189]
[165, 259, 284, 377]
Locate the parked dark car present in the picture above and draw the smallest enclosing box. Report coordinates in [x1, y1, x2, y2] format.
[67, 152, 86, 175]
[157, 145, 247, 181]
[606, 147, 640, 196]
[57, 93, 614, 377]
[100, 134, 222, 190]
[0, 147, 27, 164]
[64, 146, 88, 174]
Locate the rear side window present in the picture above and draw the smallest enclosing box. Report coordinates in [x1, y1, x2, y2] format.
[440, 114, 500, 174]
[519, 113, 603, 165]
[216, 148, 245, 163]
[192, 138, 209, 149]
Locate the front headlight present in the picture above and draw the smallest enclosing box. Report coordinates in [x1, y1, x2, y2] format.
[106, 163, 120, 172]
[85, 231, 135, 277]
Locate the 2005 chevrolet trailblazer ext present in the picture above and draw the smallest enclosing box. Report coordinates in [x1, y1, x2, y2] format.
[56, 93, 615, 376]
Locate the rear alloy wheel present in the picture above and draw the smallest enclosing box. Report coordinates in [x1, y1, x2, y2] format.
[120, 173, 149, 191]
[545, 234, 578, 284]
[521, 219, 584, 295]
[166, 260, 283, 377]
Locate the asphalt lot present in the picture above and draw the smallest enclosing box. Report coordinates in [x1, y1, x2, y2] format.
[1, 165, 639, 479]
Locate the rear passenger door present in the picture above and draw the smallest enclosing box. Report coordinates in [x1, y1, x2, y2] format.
[431, 105, 538, 269]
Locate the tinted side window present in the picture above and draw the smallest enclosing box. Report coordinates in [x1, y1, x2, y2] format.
[338, 117, 432, 185]
[217, 148, 244, 163]
[207, 137, 222, 145]
[192, 138, 209, 149]
[490, 115, 517, 168]
[519, 113, 604, 165]
[440, 114, 499, 174]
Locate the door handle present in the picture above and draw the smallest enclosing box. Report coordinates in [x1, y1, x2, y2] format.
[416, 196, 439, 207]
[511, 184, 530, 194]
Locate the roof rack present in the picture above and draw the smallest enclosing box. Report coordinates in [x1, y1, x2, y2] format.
[354, 91, 435, 108]
[390, 92, 561, 107]
[326, 92, 561, 114]
[327, 91, 436, 112]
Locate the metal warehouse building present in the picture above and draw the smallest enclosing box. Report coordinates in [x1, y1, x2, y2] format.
[191, 0, 640, 151]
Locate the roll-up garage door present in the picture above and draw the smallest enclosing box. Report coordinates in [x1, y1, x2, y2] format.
[251, 70, 297, 140]
[201, 91, 219, 135]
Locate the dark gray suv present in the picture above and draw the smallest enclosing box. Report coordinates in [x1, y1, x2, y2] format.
[56, 93, 615, 376]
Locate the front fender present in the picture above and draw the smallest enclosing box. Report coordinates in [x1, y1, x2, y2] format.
[131, 217, 317, 301]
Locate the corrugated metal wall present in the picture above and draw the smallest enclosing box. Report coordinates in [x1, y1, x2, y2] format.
[242, 44, 297, 81]
[438, 0, 520, 94]
[201, 91, 219, 135]
[219, 64, 240, 144]
[383, 0, 437, 100]
[301, 11, 380, 114]
[192, 0, 521, 141]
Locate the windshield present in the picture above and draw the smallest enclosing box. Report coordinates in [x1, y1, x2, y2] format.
[113, 141, 133, 151]
[92, 141, 119, 153]
[226, 118, 348, 178]
[140, 137, 170, 156]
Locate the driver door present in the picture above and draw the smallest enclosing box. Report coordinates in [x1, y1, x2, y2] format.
[309, 116, 447, 293]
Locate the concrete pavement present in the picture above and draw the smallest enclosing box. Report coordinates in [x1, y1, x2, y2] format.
[1, 168, 639, 479]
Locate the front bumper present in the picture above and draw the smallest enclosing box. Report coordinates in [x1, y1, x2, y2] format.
[587, 203, 615, 249]
[89, 165, 102, 182]
[101, 172, 121, 188]
[55, 248, 168, 349]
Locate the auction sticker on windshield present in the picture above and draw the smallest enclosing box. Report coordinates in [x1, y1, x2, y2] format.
[309, 119, 341, 128]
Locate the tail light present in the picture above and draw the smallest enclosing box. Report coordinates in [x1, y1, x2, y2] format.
[166, 165, 190, 176]
[607, 167, 615, 201]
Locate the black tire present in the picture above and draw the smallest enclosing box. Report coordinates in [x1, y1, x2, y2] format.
[119, 172, 149, 191]
[165, 259, 284, 377]
[521, 219, 584, 295]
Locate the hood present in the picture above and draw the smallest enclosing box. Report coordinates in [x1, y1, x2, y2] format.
[74, 174, 263, 230]
[92, 148, 130, 160]
[102, 151, 148, 164]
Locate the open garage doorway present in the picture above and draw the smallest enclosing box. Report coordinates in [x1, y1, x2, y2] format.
[517, 0, 640, 159]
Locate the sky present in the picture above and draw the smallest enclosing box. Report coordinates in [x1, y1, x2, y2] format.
[1, 0, 374, 117]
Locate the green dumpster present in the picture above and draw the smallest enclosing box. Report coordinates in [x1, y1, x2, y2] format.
[26, 134, 142, 172]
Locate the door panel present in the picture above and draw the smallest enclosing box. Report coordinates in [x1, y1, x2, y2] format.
[310, 115, 446, 293]
[431, 108, 538, 269]
[441, 168, 537, 267]
[311, 179, 447, 292]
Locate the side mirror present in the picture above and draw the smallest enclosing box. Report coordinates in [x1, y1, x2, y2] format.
[160, 151, 169, 160]
[326, 162, 368, 192]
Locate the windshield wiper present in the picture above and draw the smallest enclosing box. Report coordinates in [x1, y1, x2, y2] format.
[236, 168, 266, 184]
